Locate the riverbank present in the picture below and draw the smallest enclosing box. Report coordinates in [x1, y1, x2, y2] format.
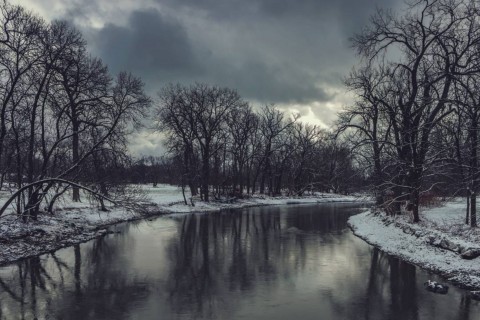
[348, 199, 480, 291]
[0, 184, 364, 265]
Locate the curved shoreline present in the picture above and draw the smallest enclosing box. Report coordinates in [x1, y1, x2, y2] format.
[0, 195, 365, 266]
[348, 211, 480, 291]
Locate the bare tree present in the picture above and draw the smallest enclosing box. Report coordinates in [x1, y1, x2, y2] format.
[156, 84, 200, 200]
[156, 83, 246, 202]
[352, 0, 480, 222]
[340, 65, 392, 205]
[257, 104, 298, 195]
[288, 123, 324, 195]
[53, 31, 111, 202]
[226, 104, 258, 194]
[0, 1, 44, 188]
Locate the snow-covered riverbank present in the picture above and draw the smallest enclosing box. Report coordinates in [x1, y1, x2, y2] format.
[0, 184, 364, 265]
[348, 199, 480, 291]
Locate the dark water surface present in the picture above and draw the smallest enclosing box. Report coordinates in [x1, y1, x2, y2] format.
[0, 203, 478, 320]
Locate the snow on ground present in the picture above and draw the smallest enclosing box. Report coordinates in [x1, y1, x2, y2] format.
[0, 184, 364, 265]
[348, 199, 480, 291]
[155, 189, 363, 214]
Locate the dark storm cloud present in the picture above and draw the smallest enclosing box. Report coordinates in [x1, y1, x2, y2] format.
[86, 5, 335, 102]
[92, 9, 200, 82]
[77, 0, 404, 104]
[203, 58, 333, 104]
[161, 0, 400, 34]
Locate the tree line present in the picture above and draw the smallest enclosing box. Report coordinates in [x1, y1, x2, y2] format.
[154, 84, 361, 203]
[338, 0, 480, 226]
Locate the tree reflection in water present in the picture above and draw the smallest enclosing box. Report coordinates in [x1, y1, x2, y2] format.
[0, 233, 151, 320]
[165, 210, 286, 318]
[0, 203, 477, 320]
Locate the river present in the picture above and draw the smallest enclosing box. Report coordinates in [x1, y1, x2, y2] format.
[0, 203, 478, 319]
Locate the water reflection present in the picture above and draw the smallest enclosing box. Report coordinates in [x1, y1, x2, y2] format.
[0, 204, 477, 320]
[0, 228, 152, 319]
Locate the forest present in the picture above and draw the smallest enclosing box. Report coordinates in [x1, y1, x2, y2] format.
[0, 0, 480, 228]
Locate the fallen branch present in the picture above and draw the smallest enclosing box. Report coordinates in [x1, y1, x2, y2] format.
[0, 178, 117, 217]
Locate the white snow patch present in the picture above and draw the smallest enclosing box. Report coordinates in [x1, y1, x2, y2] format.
[348, 201, 480, 290]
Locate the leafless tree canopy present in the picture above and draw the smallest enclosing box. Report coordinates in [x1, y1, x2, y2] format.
[340, 0, 480, 225]
[0, 1, 151, 220]
[154, 84, 361, 203]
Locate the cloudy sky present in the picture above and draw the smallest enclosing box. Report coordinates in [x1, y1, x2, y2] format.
[14, 0, 403, 155]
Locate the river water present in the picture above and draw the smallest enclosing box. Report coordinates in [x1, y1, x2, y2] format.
[0, 203, 478, 320]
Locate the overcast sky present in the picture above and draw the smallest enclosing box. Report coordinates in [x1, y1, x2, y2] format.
[14, 0, 403, 156]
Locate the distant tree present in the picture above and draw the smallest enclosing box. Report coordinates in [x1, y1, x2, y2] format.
[156, 83, 246, 202]
[257, 104, 298, 195]
[289, 123, 324, 195]
[156, 84, 199, 199]
[226, 105, 258, 194]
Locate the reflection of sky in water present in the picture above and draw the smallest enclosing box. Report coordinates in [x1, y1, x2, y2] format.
[0, 203, 478, 320]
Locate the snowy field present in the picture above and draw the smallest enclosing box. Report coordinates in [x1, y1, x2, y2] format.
[348, 199, 480, 291]
[0, 184, 363, 265]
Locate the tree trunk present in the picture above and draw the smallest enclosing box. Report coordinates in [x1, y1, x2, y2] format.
[72, 119, 81, 202]
[202, 145, 210, 202]
[470, 115, 478, 227]
[184, 146, 198, 196]
[47, 187, 69, 213]
[24, 190, 40, 221]
[246, 165, 251, 195]
[181, 175, 188, 205]
[466, 194, 470, 225]
[260, 172, 266, 194]
[27, 105, 37, 219]
[391, 183, 402, 216]
[411, 188, 420, 223]
[470, 192, 476, 227]
[373, 147, 383, 206]
[238, 163, 244, 195]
